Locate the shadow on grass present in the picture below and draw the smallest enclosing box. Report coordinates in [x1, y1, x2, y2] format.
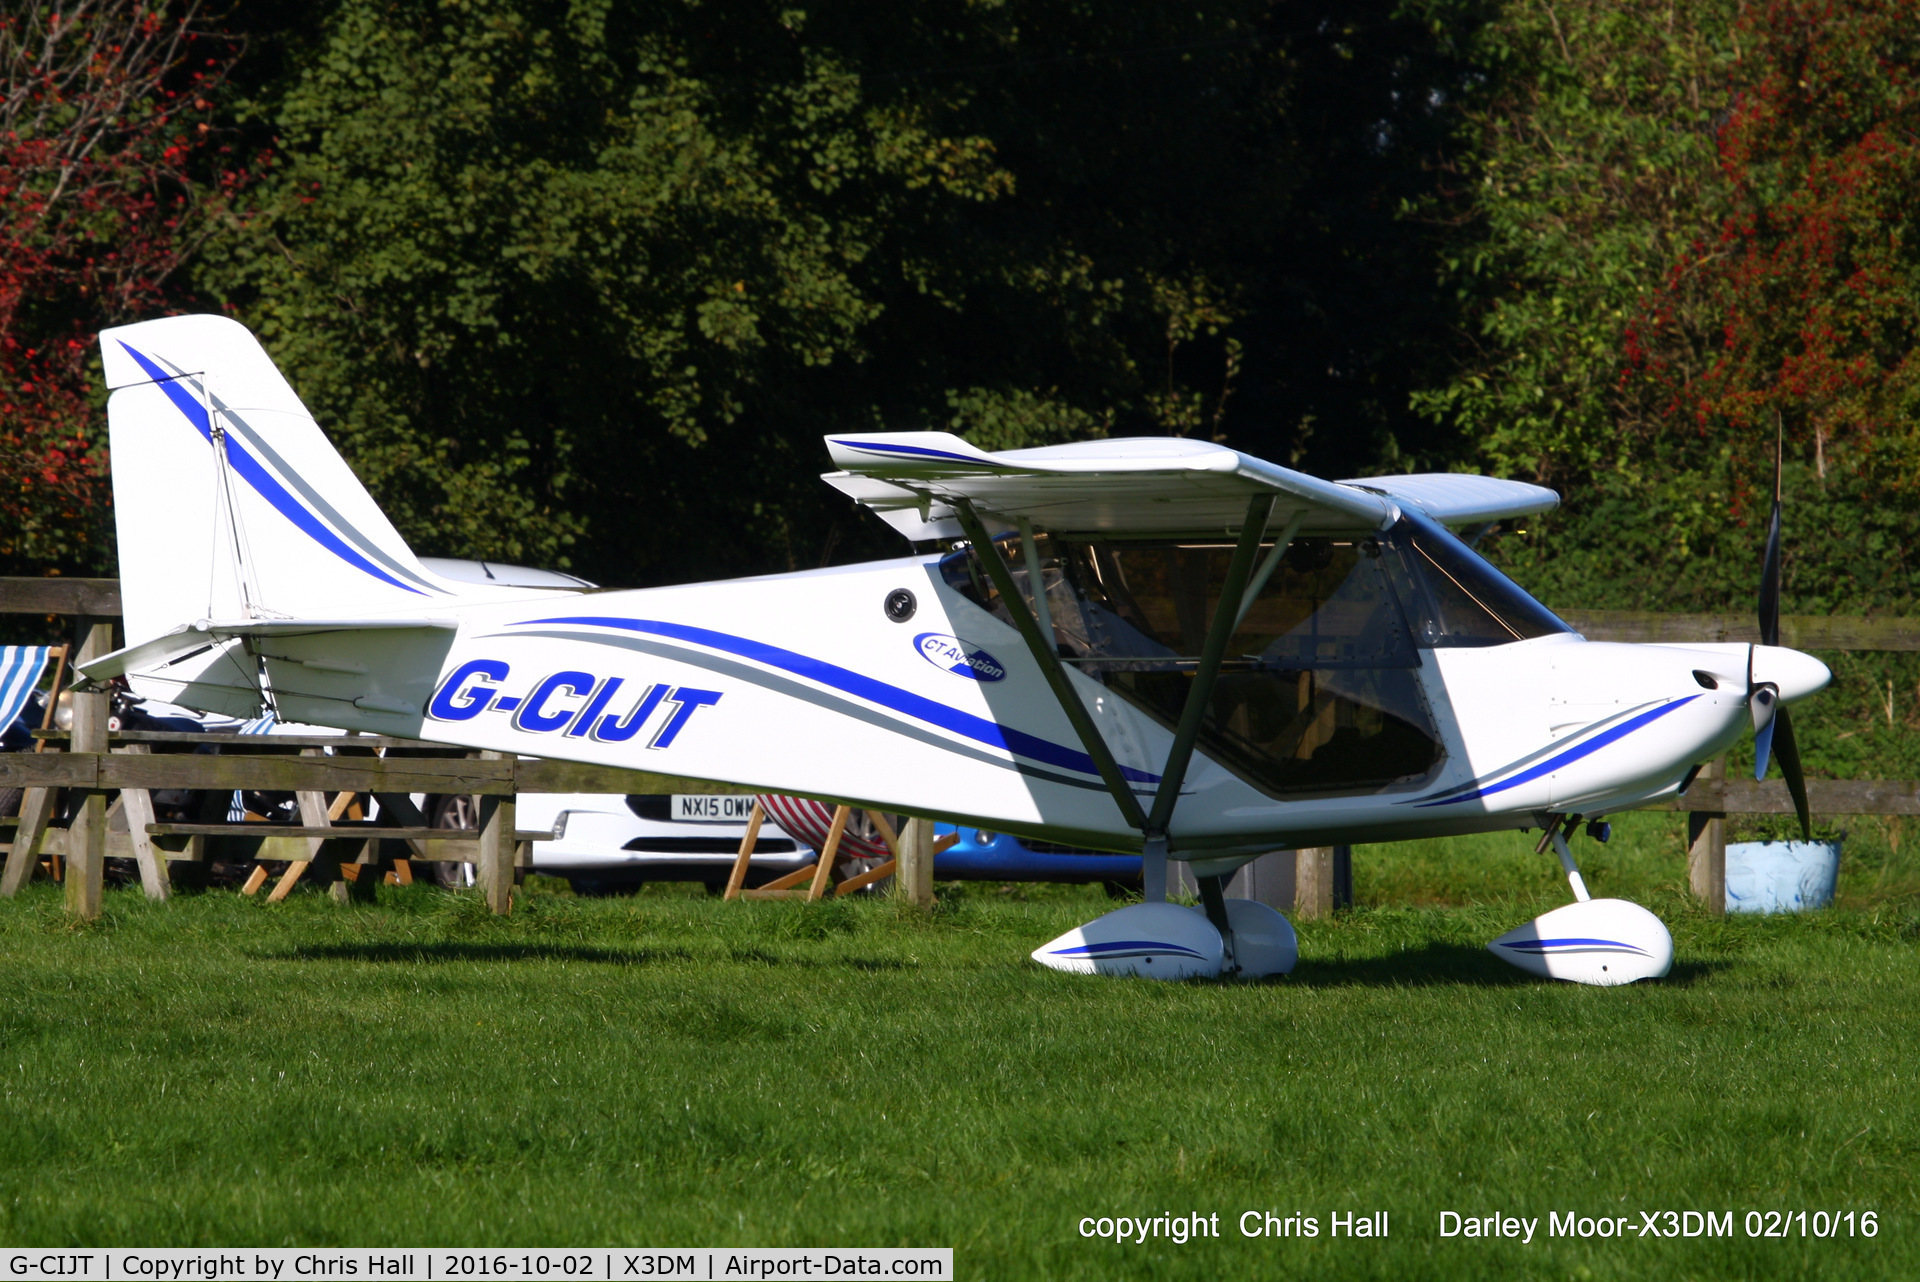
[1291, 944, 1533, 987]
[260, 943, 696, 966]
[1291, 945, 1728, 988]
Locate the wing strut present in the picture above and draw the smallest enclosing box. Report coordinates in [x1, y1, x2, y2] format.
[951, 494, 1275, 909]
[952, 499, 1149, 835]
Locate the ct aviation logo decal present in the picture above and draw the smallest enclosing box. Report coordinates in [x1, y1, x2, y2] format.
[914, 632, 1007, 682]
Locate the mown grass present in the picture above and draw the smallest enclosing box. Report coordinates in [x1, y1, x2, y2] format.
[0, 811, 1916, 1280]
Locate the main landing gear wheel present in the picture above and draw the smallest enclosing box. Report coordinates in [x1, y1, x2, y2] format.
[1029, 899, 1298, 980]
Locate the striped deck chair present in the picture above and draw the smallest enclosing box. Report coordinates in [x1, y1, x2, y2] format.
[723, 794, 898, 901]
[0, 647, 53, 737]
[0, 645, 60, 885]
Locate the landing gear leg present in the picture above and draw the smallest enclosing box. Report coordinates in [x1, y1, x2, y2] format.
[1547, 819, 1592, 903]
[1141, 832, 1169, 903]
[1195, 872, 1238, 974]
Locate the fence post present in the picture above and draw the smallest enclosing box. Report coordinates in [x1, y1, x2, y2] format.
[1292, 847, 1336, 920]
[1687, 756, 1727, 915]
[895, 817, 935, 907]
[477, 753, 515, 915]
[65, 619, 114, 920]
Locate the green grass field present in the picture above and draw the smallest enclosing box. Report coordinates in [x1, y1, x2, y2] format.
[1, 811, 1916, 1279]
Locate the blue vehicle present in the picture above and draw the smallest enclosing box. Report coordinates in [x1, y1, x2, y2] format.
[932, 823, 1141, 888]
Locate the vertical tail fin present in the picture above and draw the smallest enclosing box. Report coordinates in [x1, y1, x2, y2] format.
[99, 314, 456, 646]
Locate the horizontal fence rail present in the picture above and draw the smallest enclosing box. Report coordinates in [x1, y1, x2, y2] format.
[1560, 609, 1920, 650]
[0, 577, 121, 617]
[1643, 778, 1920, 815]
[0, 749, 753, 798]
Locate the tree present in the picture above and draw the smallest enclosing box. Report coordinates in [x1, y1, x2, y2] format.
[1418, 0, 1920, 615]
[198, 0, 1478, 586]
[0, 0, 248, 572]
[1637, 0, 1920, 497]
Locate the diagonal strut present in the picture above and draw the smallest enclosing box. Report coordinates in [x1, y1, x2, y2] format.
[951, 494, 1276, 905]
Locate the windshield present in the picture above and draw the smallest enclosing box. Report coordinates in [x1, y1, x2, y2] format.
[942, 515, 1568, 797]
[1384, 509, 1572, 647]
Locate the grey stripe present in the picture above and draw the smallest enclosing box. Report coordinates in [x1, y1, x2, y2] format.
[1416, 698, 1663, 803]
[157, 355, 442, 595]
[500, 627, 1124, 795]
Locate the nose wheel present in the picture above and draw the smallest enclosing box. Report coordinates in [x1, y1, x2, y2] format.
[1488, 814, 1673, 985]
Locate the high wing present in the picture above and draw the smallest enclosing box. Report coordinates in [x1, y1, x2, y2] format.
[820, 432, 1557, 539]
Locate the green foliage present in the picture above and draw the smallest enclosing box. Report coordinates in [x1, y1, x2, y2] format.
[1429, 0, 1920, 616]
[1728, 815, 1845, 843]
[202, 0, 1041, 577]
[1411, 0, 1741, 486]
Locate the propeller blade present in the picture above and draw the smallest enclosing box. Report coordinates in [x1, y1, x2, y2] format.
[1758, 499, 1783, 648]
[1753, 708, 1777, 782]
[1772, 704, 1811, 842]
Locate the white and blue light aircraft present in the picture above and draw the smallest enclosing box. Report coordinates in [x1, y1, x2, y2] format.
[83, 315, 1829, 984]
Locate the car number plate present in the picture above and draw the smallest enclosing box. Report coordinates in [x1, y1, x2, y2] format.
[672, 794, 758, 823]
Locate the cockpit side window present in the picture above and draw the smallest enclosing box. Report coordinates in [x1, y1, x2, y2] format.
[941, 530, 1444, 797]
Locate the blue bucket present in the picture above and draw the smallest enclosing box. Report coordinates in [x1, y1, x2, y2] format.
[1725, 841, 1841, 914]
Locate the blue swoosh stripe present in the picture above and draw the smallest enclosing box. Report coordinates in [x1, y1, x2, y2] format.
[1414, 696, 1700, 807]
[516, 615, 1161, 786]
[117, 342, 426, 596]
[1048, 940, 1209, 959]
[1497, 937, 1652, 956]
[831, 439, 992, 465]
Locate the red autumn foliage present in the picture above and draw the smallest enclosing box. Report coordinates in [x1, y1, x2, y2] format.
[0, 0, 250, 571]
[1628, 0, 1920, 498]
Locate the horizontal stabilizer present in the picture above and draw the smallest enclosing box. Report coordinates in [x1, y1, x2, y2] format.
[81, 617, 457, 682]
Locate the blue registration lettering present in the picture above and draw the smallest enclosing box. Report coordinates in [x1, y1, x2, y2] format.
[593, 683, 668, 742]
[651, 688, 722, 748]
[565, 676, 626, 737]
[513, 671, 598, 733]
[427, 660, 509, 722]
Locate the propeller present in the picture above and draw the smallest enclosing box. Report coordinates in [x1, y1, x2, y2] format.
[1750, 432, 1812, 841]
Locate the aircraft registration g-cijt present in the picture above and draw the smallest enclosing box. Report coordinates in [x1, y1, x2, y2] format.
[85, 315, 1831, 985]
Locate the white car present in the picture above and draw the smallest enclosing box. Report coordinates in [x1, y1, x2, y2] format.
[511, 790, 814, 896]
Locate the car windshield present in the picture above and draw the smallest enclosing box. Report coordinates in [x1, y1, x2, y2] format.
[942, 514, 1568, 796]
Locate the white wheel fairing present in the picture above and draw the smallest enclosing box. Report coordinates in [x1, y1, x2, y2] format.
[1030, 899, 1300, 980]
[1031, 903, 1225, 979]
[1222, 899, 1297, 977]
[1488, 898, 1674, 986]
